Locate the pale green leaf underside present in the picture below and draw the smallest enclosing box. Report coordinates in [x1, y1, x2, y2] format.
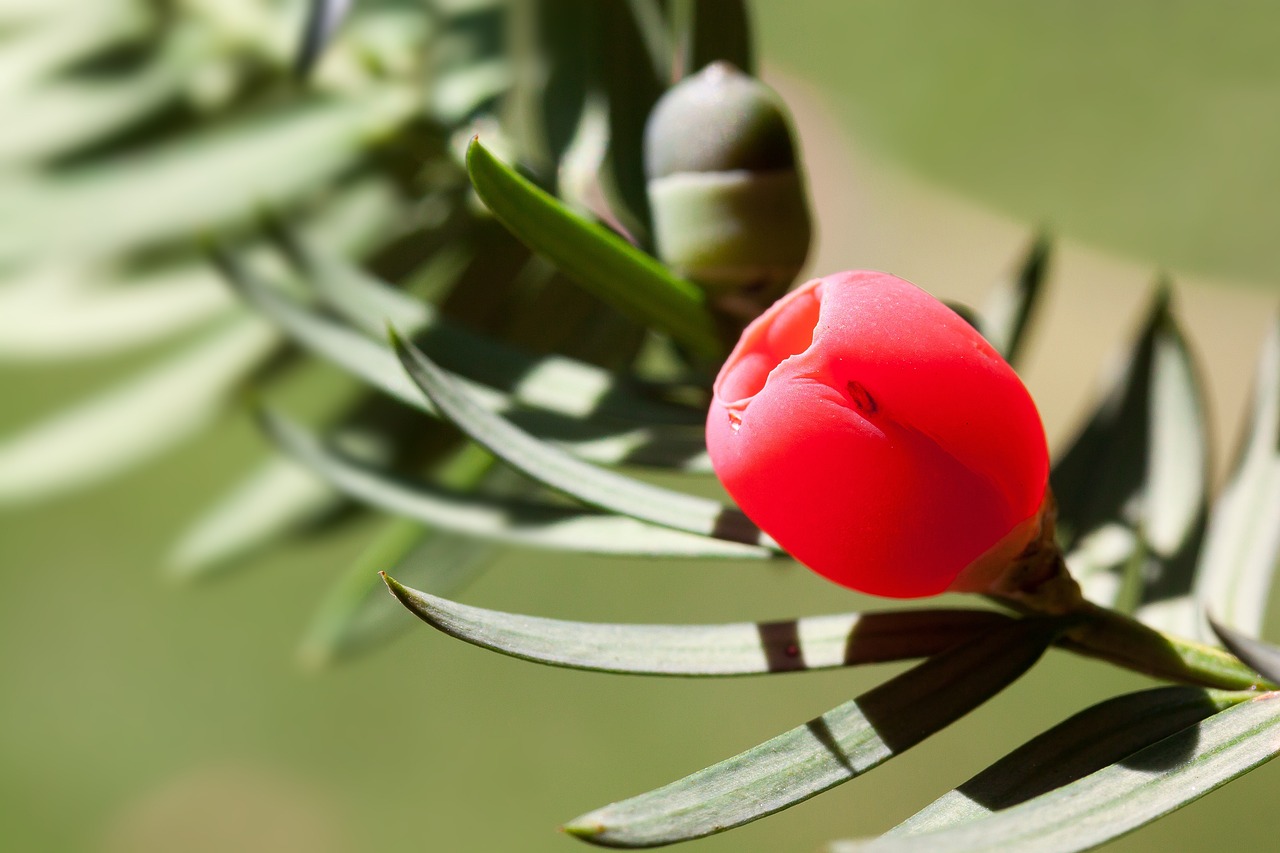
[261, 409, 772, 560]
[0, 90, 415, 264]
[564, 619, 1059, 847]
[1131, 297, 1210, 635]
[1142, 307, 1208, 558]
[0, 27, 195, 165]
[271, 222, 436, 337]
[433, 58, 513, 124]
[1194, 317, 1280, 639]
[0, 314, 278, 504]
[465, 137, 724, 360]
[384, 576, 1011, 675]
[274, 224, 702, 428]
[0, 263, 234, 361]
[391, 335, 769, 546]
[0, 4, 149, 96]
[836, 692, 1280, 853]
[887, 686, 1242, 837]
[220, 248, 712, 472]
[1051, 288, 1209, 630]
[0, 177, 398, 363]
[0, 180, 398, 502]
[167, 453, 339, 581]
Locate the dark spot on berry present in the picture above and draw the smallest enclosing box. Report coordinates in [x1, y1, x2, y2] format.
[846, 380, 877, 414]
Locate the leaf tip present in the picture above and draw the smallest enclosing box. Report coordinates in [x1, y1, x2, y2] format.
[1026, 228, 1053, 269]
[464, 135, 484, 171]
[1152, 273, 1175, 309]
[560, 817, 607, 842]
[1206, 609, 1280, 687]
[380, 571, 410, 603]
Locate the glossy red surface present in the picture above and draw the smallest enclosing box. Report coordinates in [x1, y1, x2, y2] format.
[706, 271, 1049, 597]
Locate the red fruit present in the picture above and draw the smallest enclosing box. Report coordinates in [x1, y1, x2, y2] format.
[706, 271, 1049, 598]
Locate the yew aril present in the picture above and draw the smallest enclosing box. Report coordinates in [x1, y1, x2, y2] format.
[706, 271, 1050, 598]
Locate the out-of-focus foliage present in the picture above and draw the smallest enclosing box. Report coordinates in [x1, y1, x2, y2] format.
[6, 2, 1280, 853]
[1, 0, 799, 669]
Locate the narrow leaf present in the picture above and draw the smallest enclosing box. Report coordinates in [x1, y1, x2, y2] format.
[167, 454, 340, 581]
[0, 35, 189, 165]
[465, 137, 723, 360]
[506, 0, 591, 186]
[887, 686, 1243, 836]
[432, 59, 514, 125]
[622, 0, 673, 83]
[1141, 299, 1210, 566]
[1052, 288, 1182, 541]
[1051, 286, 1210, 622]
[424, 0, 509, 125]
[302, 437, 508, 665]
[0, 0, 104, 25]
[0, 91, 415, 264]
[835, 692, 1280, 853]
[1132, 293, 1212, 633]
[260, 409, 772, 560]
[596, 1, 667, 246]
[1194, 316, 1280, 638]
[978, 232, 1051, 367]
[563, 619, 1060, 847]
[1206, 615, 1280, 686]
[0, 178, 398, 362]
[270, 220, 433, 336]
[300, 518, 499, 667]
[231, 237, 698, 424]
[0, 315, 277, 504]
[0, 262, 235, 361]
[673, 0, 754, 77]
[219, 249, 712, 470]
[1065, 524, 1139, 613]
[0, 6, 149, 97]
[556, 89, 612, 220]
[297, 0, 353, 78]
[385, 577, 1010, 676]
[392, 335, 769, 547]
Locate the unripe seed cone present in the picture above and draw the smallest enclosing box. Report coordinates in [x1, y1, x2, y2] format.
[706, 271, 1050, 598]
[644, 62, 810, 298]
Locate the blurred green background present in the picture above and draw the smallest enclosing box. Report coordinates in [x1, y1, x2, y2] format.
[4, 2, 1280, 851]
[759, 0, 1280, 288]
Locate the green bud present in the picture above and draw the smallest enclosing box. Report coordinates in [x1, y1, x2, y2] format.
[644, 62, 811, 298]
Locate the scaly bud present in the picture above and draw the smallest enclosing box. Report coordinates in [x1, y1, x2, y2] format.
[644, 62, 811, 307]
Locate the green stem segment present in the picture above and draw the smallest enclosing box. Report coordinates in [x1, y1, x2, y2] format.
[1057, 603, 1275, 692]
[984, 491, 1272, 691]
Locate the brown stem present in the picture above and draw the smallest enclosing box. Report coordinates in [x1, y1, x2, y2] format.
[982, 490, 1272, 691]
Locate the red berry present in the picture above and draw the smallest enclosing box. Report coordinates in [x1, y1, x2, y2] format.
[706, 271, 1049, 598]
